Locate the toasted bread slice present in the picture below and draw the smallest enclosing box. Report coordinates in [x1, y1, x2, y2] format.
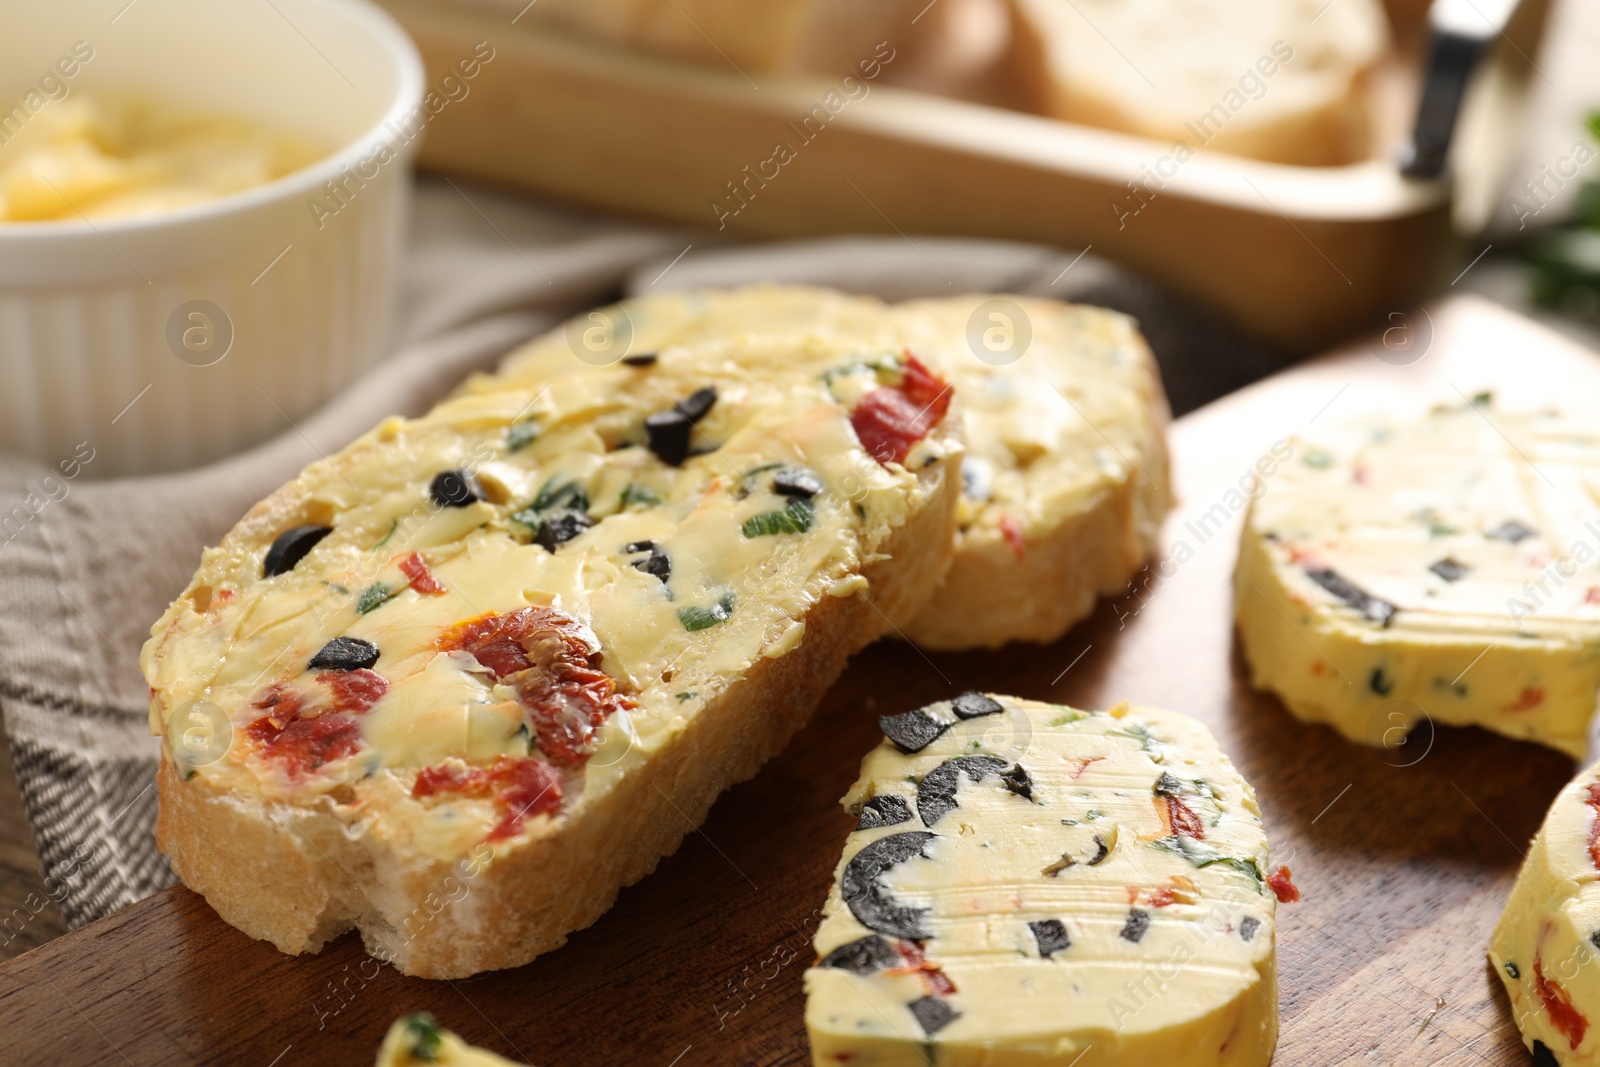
[143, 327, 961, 978]
[805, 694, 1282, 1065]
[1006, 0, 1388, 166]
[489, 285, 1171, 649]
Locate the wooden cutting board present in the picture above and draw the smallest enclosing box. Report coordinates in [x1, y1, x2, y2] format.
[0, 295, 1586, 1066]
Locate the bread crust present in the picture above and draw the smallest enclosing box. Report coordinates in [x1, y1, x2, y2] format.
[156, 448, 958, 978]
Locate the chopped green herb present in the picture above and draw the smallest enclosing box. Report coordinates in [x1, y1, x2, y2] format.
[1060, 818, 1079, 826]
[619, 483, 663, 508]
[1047, 711, 1085, 727]
[1192, 779, 1218, 800]
[675, 691, 698, 702]
[1149, 835, 1265, 893]
[741, 497, 814, 538]
[854, 503, 867, 521]
[356, 583, 400, 615]
[1505, 961, 1520, 979]
[372, 518, 399, 550]
[1369, 667, 1394, 696]
[506, 419, 539, 451]
[530, 478, 589, 514]
[820, 354, 901, 386]
[1433, 677, 1468, 697]
[1302, 449, 1334, 469]
[1111, 722, 1157, 751]
[741, 461, 786, 480]
[321, 581, 350, 595]
[401, 1013, 443, 1061]
[1471, 391, 1493, 407]
[1084, 809, 1102, 821]
[1427, 521, 1459, 538]
[679, 592, 736, 632]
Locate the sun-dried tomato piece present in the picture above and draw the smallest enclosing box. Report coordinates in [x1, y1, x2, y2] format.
[890, 939, 957, 997]
[318, 668, 389, 713]
[1267, 865, 1301, 903]
[249, 713, 362, 775]
[1167, 795, 1206, 840]
[1536, 956, 1589, 1050]
[1505, 686, 1546, 712]
[398, 552, 446, 595]
[850, 355, 953, 467]
[1584, 783, 1600, 870]
[412, 756, 564, 841]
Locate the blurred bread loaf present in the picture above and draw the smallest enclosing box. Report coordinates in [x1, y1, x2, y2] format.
[1007, 0, 1390, 166]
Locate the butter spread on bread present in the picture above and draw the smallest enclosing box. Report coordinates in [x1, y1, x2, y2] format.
[143, 327, 961, 977]
[805, 694, 1286, 1066]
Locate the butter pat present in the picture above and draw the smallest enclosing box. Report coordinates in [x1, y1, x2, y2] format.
[376, 1014, 522, 1066]
[1235, 400, 1600, 758]
[804, 694, 1282, 1066]
[1491, 765, 1600, 1064]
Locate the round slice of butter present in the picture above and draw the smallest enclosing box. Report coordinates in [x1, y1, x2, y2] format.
[1490, 764, 1600, 1065]
[376, 1014, 523, 1067]
[1235, 400, 1600, 758]
[804, 694, 1285, 1067]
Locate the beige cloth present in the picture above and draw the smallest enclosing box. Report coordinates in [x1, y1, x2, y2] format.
[0, 179, 1275, 927]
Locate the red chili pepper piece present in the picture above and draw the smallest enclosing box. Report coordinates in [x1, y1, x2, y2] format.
[1535, 956, 1589, 1050]
[890, 939, 958, 997]
[849, 355, 952, 467]
[398, 552, 446, 595]
[1267, 866, 1301, 904]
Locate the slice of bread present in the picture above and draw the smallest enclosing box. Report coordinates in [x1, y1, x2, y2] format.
[448, 0, 919, 74]
[488, 285, 1171, 649]
[143, 327, 961, 978]
[1006, 0, 1389, 166]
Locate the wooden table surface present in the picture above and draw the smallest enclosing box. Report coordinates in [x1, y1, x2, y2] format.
[0, 295, 1590, 1066]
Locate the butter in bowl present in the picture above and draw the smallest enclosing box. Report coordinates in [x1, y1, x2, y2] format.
[0, 0, 424, 477]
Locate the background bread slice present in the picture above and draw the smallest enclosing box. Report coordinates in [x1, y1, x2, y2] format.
[1006, 0, 1389, 166]
[488, 286, 1170, 649]
[145, 329, 961, 977]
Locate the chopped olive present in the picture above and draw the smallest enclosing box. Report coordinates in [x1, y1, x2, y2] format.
[429, 469, 482, 508]
[506, 420, 538, 451]
[772, 467, 824, 498]
[533, 512, 595, 551]
[1086, 834, 1110, 866]
[879, 709, 947, 754]
[917, 756, 1031, 827]
[951, 692, 1003, 719]
[741, 498, 814, 537]
[262, 524, 332, 578]
[356, 583, 400, 614]
[678, 592, 735, 632]
[1505, 961, 1521, 979]
[857, 795, 913, 830]
[626, 541, 671, 583]
[1532, 1040, 1559, 1067]
[1240, 916, 1261, 942]
[1305, 567, 1397, 626]
[841, 831, 936, 939]
[621, 352, 658, 367]
[645, 386, 717, 466]
[308, 636, 379, 671]
[819, 934, 898, 974]
[1369, 667, 1394, 696]
[401, 1013, 443, 1059]
[907, 996, 959, 1036]
[1120, 908, 1150, 943]
[1029, 919, 1070, 958]
[1154, 772, 1186, 797]
[1429, 557, 1470, 582]
[1487, 519, 1536, 544]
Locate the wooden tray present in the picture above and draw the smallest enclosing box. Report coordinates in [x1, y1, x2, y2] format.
[379, 0, 1548, 352]
[0, 294, 1585, 1064]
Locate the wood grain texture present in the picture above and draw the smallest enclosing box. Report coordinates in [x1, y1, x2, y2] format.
[0, 295, 1586, 1065]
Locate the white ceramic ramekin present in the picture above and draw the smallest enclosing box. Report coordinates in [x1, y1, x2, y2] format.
[0, 0, 424, 477]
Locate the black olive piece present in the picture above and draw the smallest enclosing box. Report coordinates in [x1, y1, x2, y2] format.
[1488, 519, 1537, 544]
[1086, 834, 1110, 866]
[879, 709, 947, 754]
[1305, 567, 1397, 627]
[1239, 916, 1260, 943]
[1154, 772, 1185, 797]
[644, 388, 717, 468]
[1591, 930, 1600, 951]
[1029, 919, 1070, 958]
[630, 545, 671, 583]
[818, 935, 899, 975]
[262, 524, 332, 577]
[857, 795, 913, 830]
[621, 353, 658, 367]
[951, 692, 1003, 720]
[841, 831, 936, 939]
[1120, 908, 1150, 944]
[1429, 557, 1470, 583]
[533, 513, 595, 552]
[772, 467, 824, 498]
[907, 997, 960, 1036]
[430, 469, 483, 509]
[625, 539, 657, 553]
[675, 386, 717, 423]
[308, 636, 380, 672]
[1369, 667, 1394, 696]
[1532, 1040, 1559, 1067]
[917, 756, 1031, 827]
